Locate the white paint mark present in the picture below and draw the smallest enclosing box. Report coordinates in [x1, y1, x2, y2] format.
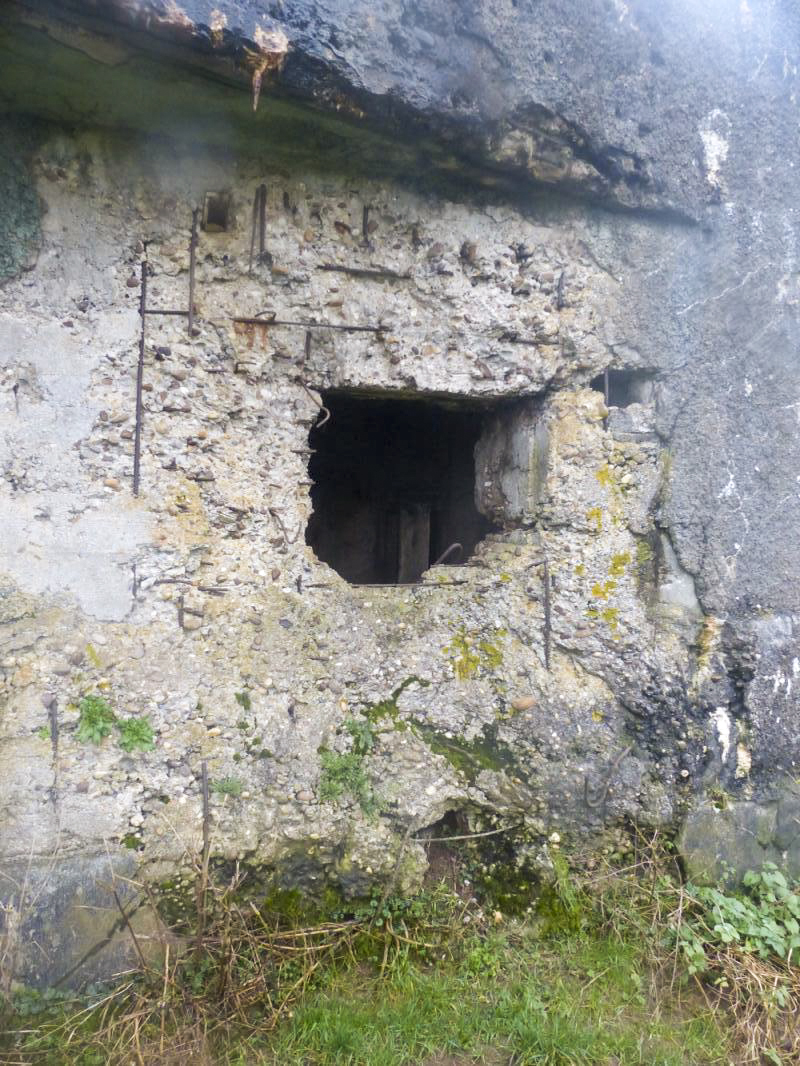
[699, 109, 731, 190]
[712, 706, 732, 763]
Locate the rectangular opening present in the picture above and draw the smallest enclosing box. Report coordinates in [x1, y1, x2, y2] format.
[202, 191, 232, 232]
[305, 390, 498, 584]
[591, 369, 655, 408]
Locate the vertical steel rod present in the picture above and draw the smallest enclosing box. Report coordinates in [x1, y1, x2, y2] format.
[133, 258, 147, 496]
[258, 183, 267, 261]
[188, 208, 199, 336]
[248, 186, 259, 275]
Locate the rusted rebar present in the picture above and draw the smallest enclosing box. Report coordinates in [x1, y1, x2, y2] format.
[258, 183, 267, 261]
[248, 185, 259, 275]
[188, 208, 199, 336]
[362, 204, 370, 246]
[431, 542, 463, 566]
[133, 258, 147, 496]
[318, 263, 410, 281]
[583, 745, 633, 815]
[48, 696, 59, 756]
[232, 316, 383, 333]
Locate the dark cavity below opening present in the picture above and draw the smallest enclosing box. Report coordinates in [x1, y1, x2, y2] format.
[591, 369, 655, 408]
[306, 390, 497, 584]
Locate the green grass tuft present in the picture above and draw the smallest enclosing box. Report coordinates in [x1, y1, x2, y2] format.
[211, 776, 244, 797]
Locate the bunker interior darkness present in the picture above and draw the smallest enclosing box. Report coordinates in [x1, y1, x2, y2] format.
[306, 391, 497, 584]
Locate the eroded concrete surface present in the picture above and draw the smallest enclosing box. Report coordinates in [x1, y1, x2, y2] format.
[1, 0, 800, 985]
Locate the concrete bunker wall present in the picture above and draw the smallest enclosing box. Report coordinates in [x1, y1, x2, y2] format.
[0, 118, 756, 988]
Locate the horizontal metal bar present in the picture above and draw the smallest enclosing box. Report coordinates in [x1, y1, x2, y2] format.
[232, 316, 383, 333]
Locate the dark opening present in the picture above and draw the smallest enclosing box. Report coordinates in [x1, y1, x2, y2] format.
[306, 391, 496, 584]
[202, 191, 232, 232]
[591, 369, 655, 408]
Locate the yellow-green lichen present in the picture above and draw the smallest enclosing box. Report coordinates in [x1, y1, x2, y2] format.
[609, 551, 631, 577]
[590, 579, 617, 600]
[595, 464, 613, 489]
[586, 606, 620, 634]
[444, 628, 505, 680]
[478, 638, 504, 671]
[445, 630, 481, 679]
[586, 507, 603, 533]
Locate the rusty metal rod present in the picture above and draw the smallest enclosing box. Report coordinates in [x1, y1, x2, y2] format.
[362, 204, 370, 246]
[232, 316, 383, 333]
[298, 330, 330, 426]
[353, 580, 469, 588]
[48, 696, 59, 757]
[258, 183, 267, 261]
[248, 186, 259, 275]
[188, 208, 199, 336]
[133, 258, 147, 496]
[583, 745, 633, 815]
[141, 311, 383, 332]
[499, 331, 558, 346]
[318, 263, 410, 281]
[431, 542, 463, 566]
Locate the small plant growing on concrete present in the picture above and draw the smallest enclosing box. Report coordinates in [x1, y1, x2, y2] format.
[318, 717, 378, 816]
[211, 776, 243, 797]
[75, 694, 115, 744]
[117, 716, 155, 753]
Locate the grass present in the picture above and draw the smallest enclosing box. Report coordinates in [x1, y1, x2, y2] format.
[317, 716, 380, 816]
[210, 776, 244, 798]
[4, 832, 798, 1065]
[251, 930, 728, 1066]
